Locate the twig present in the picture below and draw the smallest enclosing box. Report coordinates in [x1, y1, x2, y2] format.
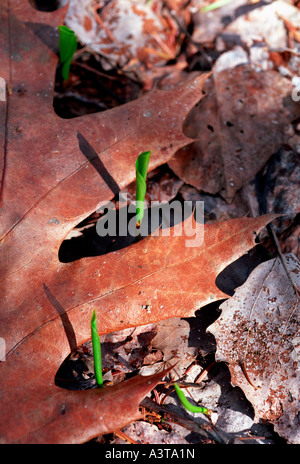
[153, 387, 162, 404]
[140, 397, 244, 444]
[114, 429, 139, 444]
[92, 4, 119, 44]
[195, 361, 216, 383]
[238, 360, 261, 390]
[73, 61, 119, 80]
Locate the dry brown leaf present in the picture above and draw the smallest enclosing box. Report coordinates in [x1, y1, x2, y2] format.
[208, 253, 300, 443]
[0, 1, 209, 444]
[0, 213, 277, 443]
[0, 1, 280, 445]
[168, 66, 300, 202]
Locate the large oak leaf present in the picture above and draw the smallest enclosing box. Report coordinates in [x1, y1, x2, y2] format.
[0, 1, 277, 444]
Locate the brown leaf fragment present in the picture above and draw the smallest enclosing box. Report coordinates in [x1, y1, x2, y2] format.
[17, 366, 173, 444]
[208, 253, 300, 444]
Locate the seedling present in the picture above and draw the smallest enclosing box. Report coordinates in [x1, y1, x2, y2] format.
[135, 150, 151, 228]
[91, 310, 104, 388]
[174, 383, 210, 415]
[58, 25, 77, 80]
[201, 0, 233, 12]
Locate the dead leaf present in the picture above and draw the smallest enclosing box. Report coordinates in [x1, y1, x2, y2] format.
[18, 367, 173, 444]
[169, 65, 300, 201]
[0, 1, 209, 444]
[64, 0, 181, 73]
[208, 253, 300, 444]
[191, 0, 246, 45]
[219, 1, 300, 49]
[0, 209, 276, 443]
[0, 1, 278, 445]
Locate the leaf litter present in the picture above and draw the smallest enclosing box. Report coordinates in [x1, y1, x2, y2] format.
[1, 0, 300, 445]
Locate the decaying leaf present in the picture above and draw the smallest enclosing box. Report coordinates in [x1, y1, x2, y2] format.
[208, 254, 300, 444]
[168, 65, 300, 201]
[218, 0, 300, 50]
[64, 0, 181, 73]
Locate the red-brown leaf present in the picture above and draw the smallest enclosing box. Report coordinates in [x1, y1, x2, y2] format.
[0, 2, 277, 444]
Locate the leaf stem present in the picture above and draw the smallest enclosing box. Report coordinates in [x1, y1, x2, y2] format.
[135, 150, 151, 227]
[91, 310, 104, 388]
[201, 0, 233, 12]
[58, 25, 77, 80]
[174, 383, 209, 414]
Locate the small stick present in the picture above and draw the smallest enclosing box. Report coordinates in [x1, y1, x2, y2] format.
[73, 61, 119, 80]
[114, 429, 139, 444]
[195, 361, 216, 384]
[153, 387, 161, 404]
[140, 397, 242, 444]
[239, 360, 261, 390]
[93, 4, 119, 44]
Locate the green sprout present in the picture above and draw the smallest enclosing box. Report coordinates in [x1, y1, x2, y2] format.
[91, 310, 104, 388]
[58, 25, 77, 80]
[135, 150, 151, 228]
[201, 0, 233, 12]
[174, 383, 210, 415]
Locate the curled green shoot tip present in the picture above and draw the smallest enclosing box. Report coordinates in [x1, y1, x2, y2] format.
[135, 150, 151, 228]
[174, 383, 209, 415]
[91, 310, 104, 388]
[201, 0, 233, 12]
[58, 25, 77, 80]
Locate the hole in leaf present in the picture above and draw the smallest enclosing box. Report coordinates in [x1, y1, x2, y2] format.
[55, 325, 159, 390]
[215, 245, 271, 296]
[53, 54, 142, 119]
[58, 193, 194, 263]
[28, 0, 67, 11]
[58, 203, 139, 263]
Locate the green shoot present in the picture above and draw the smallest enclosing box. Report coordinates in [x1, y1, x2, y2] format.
[174, 383, 209, 415]
[135, 150, 151, 228]
[91, 310, 104, 388]
[201, 0, 233, 12]
[58, 25, 77, 80]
